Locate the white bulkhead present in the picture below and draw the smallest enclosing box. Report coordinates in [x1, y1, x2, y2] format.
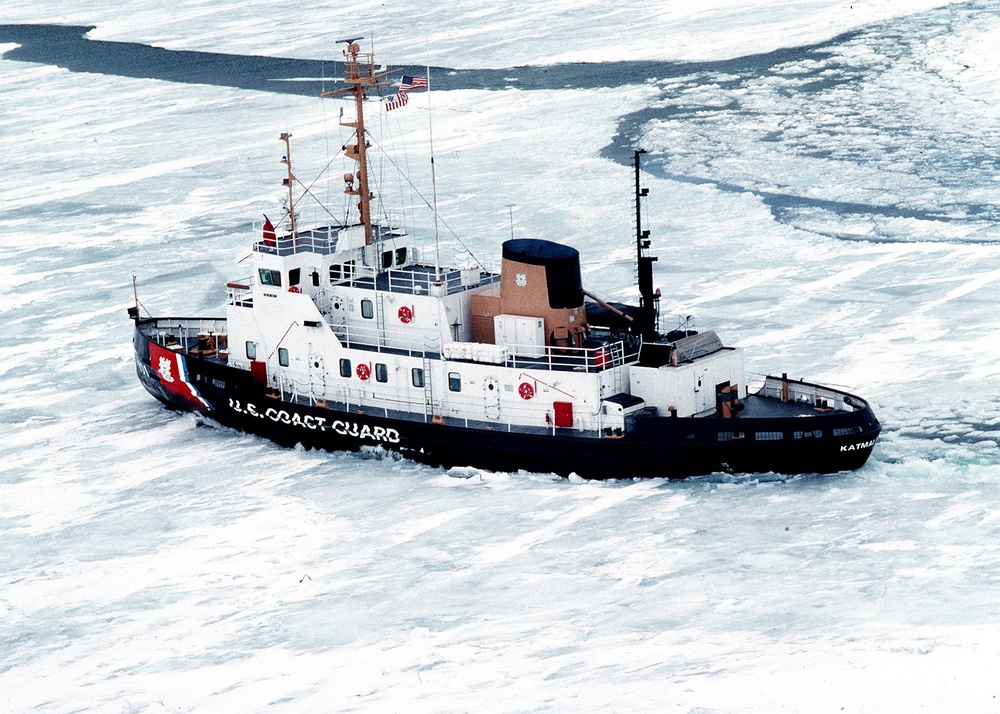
[629, 345, 746, 418]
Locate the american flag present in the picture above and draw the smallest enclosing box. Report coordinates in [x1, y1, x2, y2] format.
[385, 90, 409, 111]
[400, 75, 428, 91]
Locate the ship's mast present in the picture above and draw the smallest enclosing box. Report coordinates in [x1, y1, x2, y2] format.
[322, 40, 391, 246]
[280, 132, 297, 238]
[634, 149, 659, 341]
[427, 64, 441, 285]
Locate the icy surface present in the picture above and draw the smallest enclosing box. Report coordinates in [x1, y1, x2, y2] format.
[3, 1, 1000, 711]
[0, 0, 965, 67]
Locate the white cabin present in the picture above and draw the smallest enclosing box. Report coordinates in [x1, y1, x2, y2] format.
[222, 223, 746, 437]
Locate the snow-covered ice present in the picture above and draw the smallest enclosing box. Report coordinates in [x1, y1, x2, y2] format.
[3, 1, 1000, 711]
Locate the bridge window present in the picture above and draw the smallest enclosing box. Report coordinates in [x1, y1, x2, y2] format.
[330, 261, 355, 283]
[448, 372, 462, 392]
[411, 368, 424, 388]
[382, 250, 393, 270]
[756, 431, 783, 441]
[278, 348, 289, 367]
[794, 430, 822, 439]
[375, 363, 388, 383]
[258, 268, 281, 287]
[395, 247, 407, 265]
[833, 426, 862, 437]
[246, 341, 257, 360]
[361, 299, 374, 319]
[339, 358, 351, 378]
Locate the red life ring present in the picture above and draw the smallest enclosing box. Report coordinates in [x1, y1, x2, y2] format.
[518, 382, 534, 400]
[288, 286, 301, 293]
[398, 305, 413, 323]
[356, 363, 371, 381]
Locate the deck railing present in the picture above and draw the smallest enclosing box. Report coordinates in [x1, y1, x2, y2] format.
[276, 378, 613, 437]
[226, 277, 253, 307]
[327, 264, 500, 296]
[253, 227, 340, 257]
[501, 340, 639, 373]
[325, 318, 442, 358]
[756, 375, 861, 412]
[142, 317, 228, 354]
[322, 314, 637, 373]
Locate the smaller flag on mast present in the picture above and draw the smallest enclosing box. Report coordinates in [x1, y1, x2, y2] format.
[400, 75, 428, 91]
[385, 90, 409, 112]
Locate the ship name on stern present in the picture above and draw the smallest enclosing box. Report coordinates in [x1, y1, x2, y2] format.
[840, 439, 876, 452]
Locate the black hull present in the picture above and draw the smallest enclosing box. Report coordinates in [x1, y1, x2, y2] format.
[134, 324, 880, 479]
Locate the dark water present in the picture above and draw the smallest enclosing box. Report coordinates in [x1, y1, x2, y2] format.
[4, 5, 996, 241]
[0, 23, 851, 96]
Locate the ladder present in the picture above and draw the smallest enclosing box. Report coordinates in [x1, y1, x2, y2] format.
[376, 292, 387, 348]
[609, 341, 624, 394]
[422, 355, 434, 421]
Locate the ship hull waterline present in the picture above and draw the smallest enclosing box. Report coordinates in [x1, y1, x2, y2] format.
[134, 323, 880, 480]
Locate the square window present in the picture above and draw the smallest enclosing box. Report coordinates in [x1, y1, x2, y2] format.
[289, 268, 301, 286]
[382, 250, 393, 270]
[756, 431, 783, 441]
[339, 358, 351, 378]
[258, 268, 281, 287]
[395, 247, 407, 265]
[794, 430, 822, 439]
[278, 347, 289, 367]
[448, 372, 461, 392]
[361, 299, 374, 319]
[330, 265, 342, 282]
[375, 363, 388, 383]
[246, 341, 257, 360]
[411, 368, 424, 388]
